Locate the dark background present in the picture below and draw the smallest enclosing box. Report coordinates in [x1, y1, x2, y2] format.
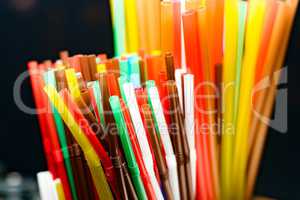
[0, 0, 298, 199]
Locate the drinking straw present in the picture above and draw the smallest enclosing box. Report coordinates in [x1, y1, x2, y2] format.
[146, 53, 165, 85]
[124, 0, 139, 53]
[246, 1, 298, 199]
[145, 0, 161, 51]
[206, 0, 224, 69]
[28, 62, 56, 175]
[29, 63, 73, 200]
[161, 1, 174, 55]
[119, 58, 129, 80]
[109, 96, 148, 200]
[136, 0, 148, 51]
[180, 0, 186, 69]
[183, 74, 196, 196]
[173, 0, 182, 68]
[232, 1, 266, 199]
[106, 72, 121, 97]
[165, 82, 188, 200]
[120, 100, 158, 200]
[61, 90, 119, 196]
[248, 0, 284, 156]
[221, 0, 239, 198]
[43, 70, 78, 200]
[55, 179, 66, 200]
[37, 171, 59, 200]
[122, 83, 164, 200]
[233, 0, 248, 132]
[44, 85, 114, 200]
[128, 56, 141, 88]
[100, 75, 133, 200]
[146, 84, 180, 200]
[165, 53, 176, 81]
[182, 10, 213, 200]
[91, 81, 106, 125]
[111, 0, 127, 56]
[79, 56, 92, 82]
[197, 7, 220, 199]
[175, 68, 186, 110]
[97, 63, 106, 73]
[141, 104, 175, 200]
[254, 0, 279, 86]
[182, 10, 202, 82]
[65, 68, 81, 99]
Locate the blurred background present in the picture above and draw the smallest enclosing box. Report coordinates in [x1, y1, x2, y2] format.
[0, 0, 298, 199]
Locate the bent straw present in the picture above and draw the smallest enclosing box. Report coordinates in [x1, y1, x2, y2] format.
[120, 100, 158, 200]
[44, 85, 113, 200]
[147, 84, 180, 200]
[43, 70, 79, 200]
[246, 1, 298, 199]
[109, 96, 148, 200]
[221, 0, 239, 198]
[124, 0, 139, 53]
[233, 0, 248, 130]
[122, 83, 164, 200]
[232, 0, 266, 199]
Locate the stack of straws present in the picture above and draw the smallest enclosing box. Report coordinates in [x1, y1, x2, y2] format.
[28, 0, 298, 199]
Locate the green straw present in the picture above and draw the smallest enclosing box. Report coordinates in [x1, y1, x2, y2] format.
[128, 56, 141, 88]
[43, 70, 78, 200]
[145, 81, 162, 140]
[119, 59, 130, 81]
[91, 81, 106, 126]
[109, 96, 147, 200]
[112, 0, 126, 56]
[118, 76, 128, 100]
[233, 1, 248, 125]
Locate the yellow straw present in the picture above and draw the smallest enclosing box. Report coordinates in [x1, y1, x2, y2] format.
[65, 68, 81, 99]
[221, 0, 238, 199]
[124, 0, 139, 52]
[54, 179, 66, 200]
[232, 0, 266, 199]
[44, 85, 114, 200]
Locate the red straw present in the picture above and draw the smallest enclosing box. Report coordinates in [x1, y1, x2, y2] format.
[88, 87, 101, 123]
[173, 0, 182, 68]
[60, 89, 120, 199]
[106, 73, 121, 97]
[28, 62, 72, 200]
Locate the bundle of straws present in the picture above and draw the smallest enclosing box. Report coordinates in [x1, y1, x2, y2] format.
[29, 0, 297, 200]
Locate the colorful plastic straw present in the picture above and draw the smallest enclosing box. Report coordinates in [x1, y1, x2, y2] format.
[44, 85, 114, 200]
[247, 1, 298, 199]
[233, 0, 248, 129]
[147, 83, 180, 200]
[161, 1, 174, 55]
[109, 96, 148, 200]
[124, 0, 139, 53]
[232, 1, 266, 199]
[122, 82, 164, 200]
[43, 70, 78, 200]
[221, 0, 238, 198]
[111, 0, 127, 56]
